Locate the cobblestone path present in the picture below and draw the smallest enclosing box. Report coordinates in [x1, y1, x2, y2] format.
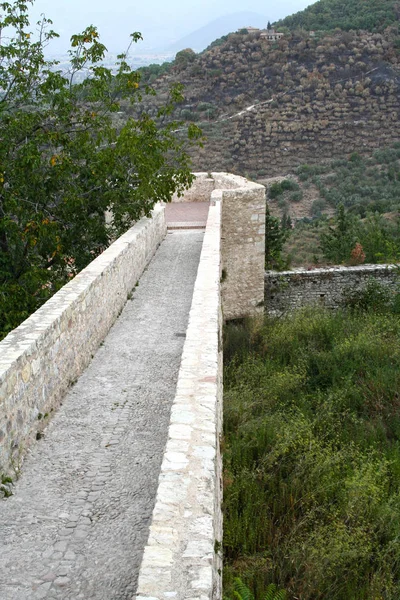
[0, 230, 204, 600]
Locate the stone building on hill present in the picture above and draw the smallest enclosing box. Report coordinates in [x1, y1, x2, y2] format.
[260, 28, 284, 42]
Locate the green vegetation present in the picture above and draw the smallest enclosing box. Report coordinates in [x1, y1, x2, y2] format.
[297, 147, 400, 217]
[0, 1, 201, 340]
[265, 209, 290, 270]
[226, 578, 287, 600]
[282, 219, 327, 267]
[0, 474, 14, 498]
[137, 61, 173, 84]
[268, 180, 300, 200]
[277, 146, 400, 268]
[319, 204, 400, 264]
[277, 0, 400, 33]
[224, 296, 400, 598]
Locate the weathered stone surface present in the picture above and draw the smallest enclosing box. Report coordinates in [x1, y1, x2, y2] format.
[172, 172, 266, 320]
[0, 230, 203, 600]
[216, 173, 266, 320]
[136, 201, 223, 600]
[0, 205, 166, 476]
[172, 173, 215, 203]
[265, 264, 399, 314]
[0, 172, 266, 599]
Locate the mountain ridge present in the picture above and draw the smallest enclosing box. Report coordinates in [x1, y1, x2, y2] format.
[163, 11, 268, 53]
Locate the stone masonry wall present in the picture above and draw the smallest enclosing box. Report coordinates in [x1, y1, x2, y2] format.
[217, 174, 266, 320]
[172, 172, 215, 203]
[265, 264, 399, 314]
[0, 205, 166, 476]
[136, 199, 223, 600]
[174, 172, 266, 320]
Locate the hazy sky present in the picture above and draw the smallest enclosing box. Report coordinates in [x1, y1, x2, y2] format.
[28, 0, 316, 54]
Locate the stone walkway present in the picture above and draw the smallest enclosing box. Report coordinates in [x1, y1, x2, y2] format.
[165, 202, 209, 229]
[0, 230, 204, 600]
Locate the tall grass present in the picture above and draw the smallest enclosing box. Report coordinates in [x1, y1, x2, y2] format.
[223, 306, 400, 599]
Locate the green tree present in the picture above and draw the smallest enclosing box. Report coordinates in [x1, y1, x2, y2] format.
[357, 212, 400, 263]
[265, 206, 290, 270]
[0, 0, 202, 339]
[320, 203, 357, 263]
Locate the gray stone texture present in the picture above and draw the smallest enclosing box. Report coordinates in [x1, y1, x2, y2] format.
[265, 264, 399, 314]
[174, 172, 266, 321]
[0, 172, 267, 600]
[136, 201, 223, 600]
[172, 172, 215, 203]
[217, 173, 266, 320]
[0, 205, 166, 476]
[0, 230, 204, 600]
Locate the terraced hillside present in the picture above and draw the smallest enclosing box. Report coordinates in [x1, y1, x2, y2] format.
[130, 26, 400, 178]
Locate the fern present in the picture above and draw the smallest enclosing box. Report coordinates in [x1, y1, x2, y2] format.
[228, 578, 287, 600]
[233, 578, 255, 600]
[264, 584, 287, 600]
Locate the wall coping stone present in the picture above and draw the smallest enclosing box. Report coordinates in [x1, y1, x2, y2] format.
[265, 264, 399, 277]
[0, 204, 166, 474]
[136, 200, 223, 600]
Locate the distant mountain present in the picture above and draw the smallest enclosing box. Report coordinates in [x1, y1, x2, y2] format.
[164, 12, 268, 53]
[277, 0, 400, 33]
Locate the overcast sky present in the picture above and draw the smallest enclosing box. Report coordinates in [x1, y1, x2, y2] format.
[28, 0, 316, 54]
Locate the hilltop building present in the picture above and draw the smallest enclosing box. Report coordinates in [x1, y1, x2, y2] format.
[260, 28, 284, 42]
[239, 25, 285, 41]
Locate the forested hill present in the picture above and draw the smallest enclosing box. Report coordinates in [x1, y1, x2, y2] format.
[277, 0, 400, 33]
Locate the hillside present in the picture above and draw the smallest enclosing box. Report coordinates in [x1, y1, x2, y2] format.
[129, 24, 400, 179]
[277, 0, 400, 33]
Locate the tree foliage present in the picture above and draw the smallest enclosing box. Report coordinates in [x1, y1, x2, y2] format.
[319, 203, 357, 263]
[0, 0, 202, 339]
[265, 207, 290, 270]
[277, 0, 400, 33]
[319, 203, 400, 265]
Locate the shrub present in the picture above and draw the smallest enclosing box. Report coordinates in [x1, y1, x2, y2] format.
[289, 190, 303, 203]
[223, 306, 400, 598]
[268, 179, 299, 199]
[342, 278, 397, 312]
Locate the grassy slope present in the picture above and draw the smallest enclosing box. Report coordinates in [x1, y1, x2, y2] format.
[223, 305, 400, 599]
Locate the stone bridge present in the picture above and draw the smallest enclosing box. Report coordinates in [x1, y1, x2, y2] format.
[0, 173, 266, 600]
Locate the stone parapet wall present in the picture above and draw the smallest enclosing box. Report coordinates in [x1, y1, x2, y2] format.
[265, 264, 399, 314]
[216, 174, 266, 320]
[172, 172, 215, 203]
[0, 205, 166, 475]
[173, 172, 266, 320]
[136, 200, 223, 600]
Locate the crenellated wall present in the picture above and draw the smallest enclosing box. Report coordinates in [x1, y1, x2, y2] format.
[265, 264, 399, 315]
[0, 205, 166, 476]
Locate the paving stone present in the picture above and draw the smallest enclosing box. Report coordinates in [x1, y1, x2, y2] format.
[54, 576, 70, 587]
[0, 231, 203, 600]
[35, 582, 52, 599]
[53, 541, 68, 552]
[40, 572, 56, 582]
